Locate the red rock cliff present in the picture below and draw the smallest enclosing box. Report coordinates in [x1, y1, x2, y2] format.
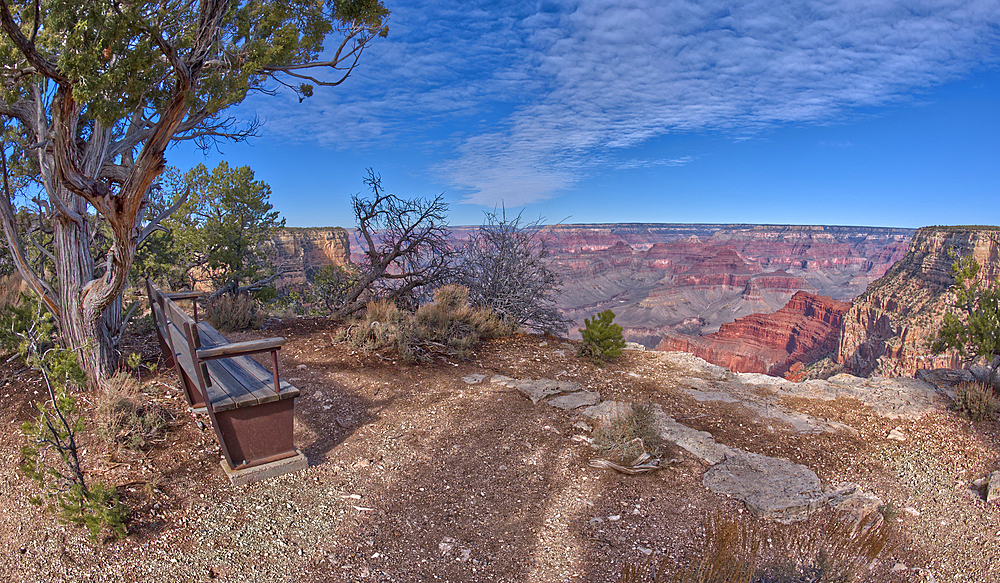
[266, 227, 351, 290]
[836, 227, 1000, 377]
[657, 291, 850, 377]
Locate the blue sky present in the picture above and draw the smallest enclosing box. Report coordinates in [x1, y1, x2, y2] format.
[171, 0, 1000, 229]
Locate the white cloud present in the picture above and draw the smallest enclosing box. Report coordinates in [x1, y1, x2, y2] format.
[246, 0, 1000, 206]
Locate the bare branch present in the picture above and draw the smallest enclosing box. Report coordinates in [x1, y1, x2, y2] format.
[138, 186, 189, 243]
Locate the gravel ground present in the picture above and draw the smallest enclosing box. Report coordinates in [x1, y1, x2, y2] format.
[1, 319, 998, 582]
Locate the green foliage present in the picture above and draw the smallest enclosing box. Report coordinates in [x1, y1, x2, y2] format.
[593, 402, 663, 463]
[4, 296, 127, 542]
[205, 293, 267, 332]
[579, 309, 626, 365]
[174, 162, 285, 292]
[312, 264, 361, 314]
[952, 381, 998, 422]
[932, 255, 1000, 383]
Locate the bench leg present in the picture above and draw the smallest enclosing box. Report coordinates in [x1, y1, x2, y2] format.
[209, 399, 298, 469]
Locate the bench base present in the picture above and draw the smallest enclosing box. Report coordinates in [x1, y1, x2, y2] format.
[220, 450, 308, 486]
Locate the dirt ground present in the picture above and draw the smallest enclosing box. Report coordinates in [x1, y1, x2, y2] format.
[1, 317, 999, 582]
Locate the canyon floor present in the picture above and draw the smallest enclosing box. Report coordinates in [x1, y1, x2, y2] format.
[1, 319, 999, 582]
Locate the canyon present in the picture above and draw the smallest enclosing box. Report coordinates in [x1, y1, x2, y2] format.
[270, 223, 918, 377]
[836, 226, 1000, 378]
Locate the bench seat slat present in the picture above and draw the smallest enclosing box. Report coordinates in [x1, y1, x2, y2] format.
[196, 322, 297, 395]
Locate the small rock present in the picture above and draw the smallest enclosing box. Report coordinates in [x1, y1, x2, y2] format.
[890, 563, 908, 572]
[637, 546, 653, 556]
[539, 341, 548, 347]
[987, 471, 1000, 503]
[459, 548, 471, 562]
[903, 507, 921, 516]
[439, 537, 456, 556]
[462, 374, 486, 385]
[589, 517, 604, 524]
[608, 515, 621, 521]
[887, 428, 907, 442]
[573, 421, 592, 432]
[296, 364, 307, 370]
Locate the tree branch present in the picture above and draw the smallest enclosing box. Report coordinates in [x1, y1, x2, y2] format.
[138, 186, 188, 243]
[0, 0, 67, 84]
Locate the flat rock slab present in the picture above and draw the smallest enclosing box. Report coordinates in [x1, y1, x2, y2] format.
[549, 390, 601, 410]
[494, 377, 583, 404]
[702, 451, 824, 523]
[581, 400, 631, 422]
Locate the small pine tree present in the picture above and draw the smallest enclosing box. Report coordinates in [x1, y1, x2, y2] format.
[579, 309, 626, 365]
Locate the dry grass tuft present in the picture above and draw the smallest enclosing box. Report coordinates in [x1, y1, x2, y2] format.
[95, 372, 167, 451]
[619, 510, 893, 583]
[594, 402, 664, 463]
[952, 381, 998, 421]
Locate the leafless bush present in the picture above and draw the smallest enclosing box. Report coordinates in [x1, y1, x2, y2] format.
[333, 170, 456, 318]
[205, 293, 266, 332]
[457, 209, 570, 335]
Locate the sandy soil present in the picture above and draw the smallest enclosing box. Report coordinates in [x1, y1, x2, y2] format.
[1, 318, 998, 582]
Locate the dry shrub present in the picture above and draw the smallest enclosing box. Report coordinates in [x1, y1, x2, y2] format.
[594, 402, 663, 463]
[96, 372, 167, 451]
[340, 298, 414, 359]
[340, 285, 512, 361]
[953, 381, 998, 421]
[0, 273, 26, 307]
[205, 293, 266, 332]
[619, 510, 892, 583]
[412, 285, 512, 358]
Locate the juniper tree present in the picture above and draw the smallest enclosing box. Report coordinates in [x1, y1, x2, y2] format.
[0, 0, 389, 384]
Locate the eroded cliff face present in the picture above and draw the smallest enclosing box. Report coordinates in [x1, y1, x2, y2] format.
[550, 224, 911, 345]
[836, 227, 1000, 377]
[657, 291, 850, 377]
[265, 228, 351, 289]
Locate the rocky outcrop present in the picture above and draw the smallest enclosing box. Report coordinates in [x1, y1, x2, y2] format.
[836, 227, 1000, 377]
[265, 227, 351, 289]
[656, 291, 850, 377]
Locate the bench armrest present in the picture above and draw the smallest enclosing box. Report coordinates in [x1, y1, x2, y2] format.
[197, 337, 286, 360]
[165, 291, 202, 300]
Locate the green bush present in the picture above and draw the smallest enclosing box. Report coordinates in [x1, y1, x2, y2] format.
[952, 381, 998, 421]
[7, 295, 127, 542]
[579, 309, 626, 365]
[205, 293, 266, 332]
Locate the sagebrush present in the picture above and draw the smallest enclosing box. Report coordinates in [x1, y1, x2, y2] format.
[205, 293, 266, 332]
[339, 285, 511, 361]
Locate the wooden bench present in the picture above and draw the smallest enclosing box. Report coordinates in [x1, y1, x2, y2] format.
[146, 279, 305, 478]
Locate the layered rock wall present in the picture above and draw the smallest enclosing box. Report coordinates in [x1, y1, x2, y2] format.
[836, 227, 1000, 377]
[265, 228, 351, 290]
[657, 291, 850, 377]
